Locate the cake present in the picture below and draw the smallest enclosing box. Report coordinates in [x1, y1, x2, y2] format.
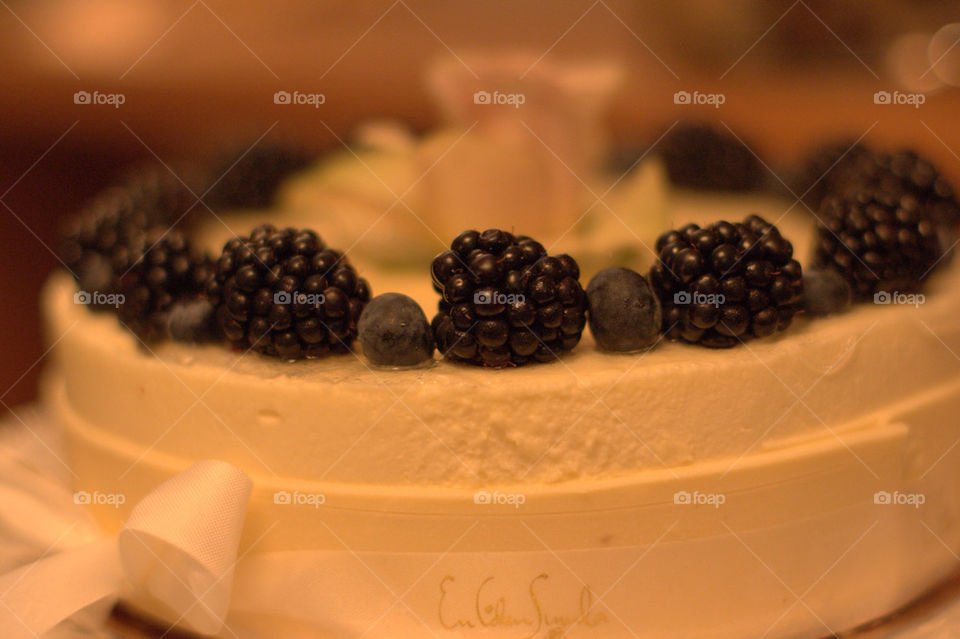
[36, 63, 960, 638]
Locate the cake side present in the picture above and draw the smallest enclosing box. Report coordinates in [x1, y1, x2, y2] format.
[42, 251, 960, 487]
[45, 357, 960, 638]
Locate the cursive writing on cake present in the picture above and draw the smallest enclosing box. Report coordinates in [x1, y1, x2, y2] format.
[438, 573, 608, 637]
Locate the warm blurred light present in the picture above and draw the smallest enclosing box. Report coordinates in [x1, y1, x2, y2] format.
[886, 32, 942, 93]
[929, 23, 960, 87]
[43, 0, 167, 74]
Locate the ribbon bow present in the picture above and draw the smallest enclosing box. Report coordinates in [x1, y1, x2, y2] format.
[0, 460, 251, 638]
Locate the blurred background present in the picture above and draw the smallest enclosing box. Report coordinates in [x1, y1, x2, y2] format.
[1, 0, 959, 409]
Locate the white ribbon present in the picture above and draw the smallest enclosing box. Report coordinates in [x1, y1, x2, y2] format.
[0, 460, 251, 638]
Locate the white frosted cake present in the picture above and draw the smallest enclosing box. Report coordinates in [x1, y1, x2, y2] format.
[36, 59, 960, 638]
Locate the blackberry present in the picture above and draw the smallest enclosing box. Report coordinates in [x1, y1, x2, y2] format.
[61, 168, 198, 305]
[812, 186, 942, 300]
[116, 227, 212, 341]
[792, 141, 871, 211]
[657, 123, 765, 192]
[884, 150, 960, 232]
[206, 224, 370, 360]
[649, 215, 803, 348]
[796, 144, 960, 233]
[430, 229, 587, 367]
[206, 142, 314, 210]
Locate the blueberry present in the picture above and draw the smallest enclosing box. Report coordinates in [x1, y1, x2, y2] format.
[803, 268, 852, 316]
[586, 267, 662, 352]
[358, 293, 434, 366]
[167, 298, 217, 342]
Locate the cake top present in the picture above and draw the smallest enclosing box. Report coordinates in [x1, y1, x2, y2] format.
[57, 58, 960, 371]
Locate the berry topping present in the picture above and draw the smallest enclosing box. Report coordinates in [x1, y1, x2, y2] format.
[885, 150, 960, 232]
[167, 298, 218, 342]
[358, 293, 434, 367]
[657, 123, 765, 192]
[813, 187, 943, 300]
[116, 228, 212, 341]
[792, 140, 872, 212]
[796, 143, 960, 235]
[803, 268, 852, 316]
[206, 142, 314, 209]
[649, 215, 803, 348]
[61, 169, 197, 304]
[431, 229, 587, 367]
[586, 267, 662, 352]
[206, 224, 370, 360]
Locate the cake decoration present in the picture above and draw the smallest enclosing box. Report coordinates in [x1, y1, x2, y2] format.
[165, 297, 217, 342]
[802, 268, 853, 316]
[431, 229, 587, 366]
[116, 227, 212, 341]
[206, 224, 370, 360]
[650, 215, 804, 348]
[62, 169, 196, 308]
[885, 149, 960, 232]
[792, 140, 871, 211]
[279, 56, 668, 273]
[357, 292, 434, 367]
[656, 122, 766, 192]
[796, 143, 960, 234]
[813, 188, 942, 300]
[585, 266, 662, 352]
[57, 134, 960, 364]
